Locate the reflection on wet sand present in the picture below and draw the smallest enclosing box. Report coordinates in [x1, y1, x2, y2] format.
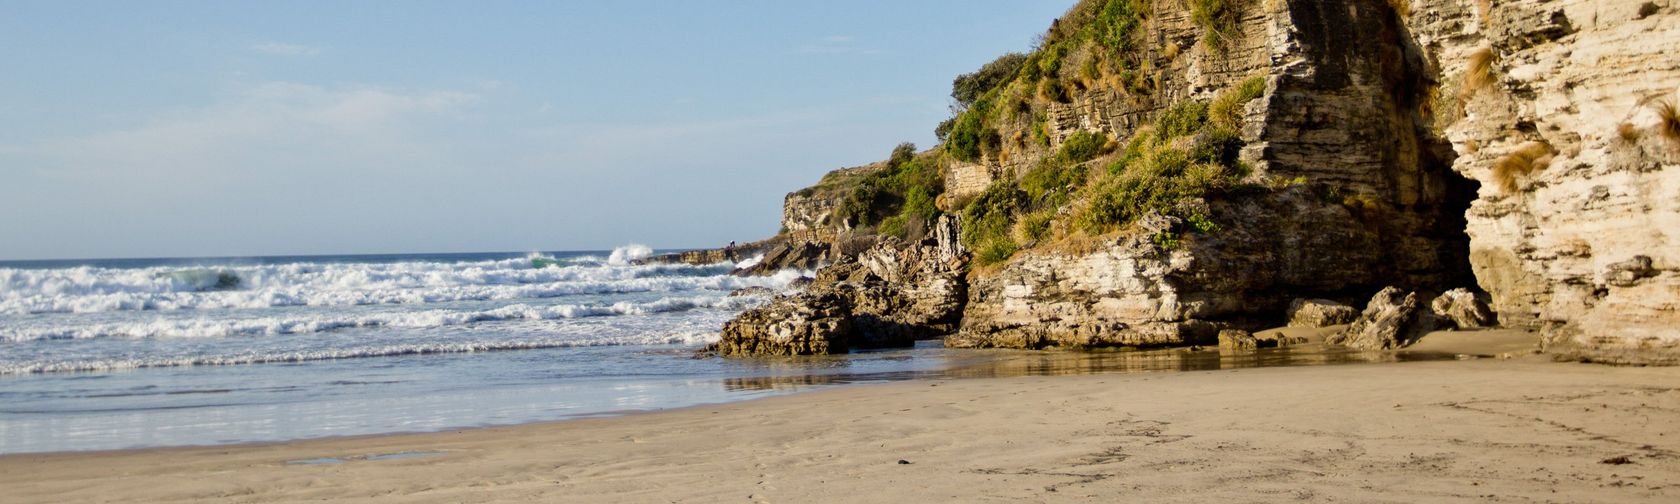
[721, 345, 1454, 392]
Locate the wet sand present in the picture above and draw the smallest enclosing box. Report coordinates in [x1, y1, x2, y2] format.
[3, 348, 1677, 503]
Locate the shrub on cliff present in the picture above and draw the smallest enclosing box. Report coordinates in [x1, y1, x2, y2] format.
[1190, 0, 1241, 51]
[953, 53, 1029, 110]
[833, 143, 947, 233]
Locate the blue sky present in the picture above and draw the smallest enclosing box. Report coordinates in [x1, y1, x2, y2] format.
[0, 1, 1070, 260]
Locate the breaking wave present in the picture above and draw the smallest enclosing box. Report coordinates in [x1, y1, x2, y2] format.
[0, 252, 798, 315]
[0, 330, 722, 375]
[0, 295, 761, 343]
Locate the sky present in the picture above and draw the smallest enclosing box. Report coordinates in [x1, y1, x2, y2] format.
[0, 1, 1072, 260]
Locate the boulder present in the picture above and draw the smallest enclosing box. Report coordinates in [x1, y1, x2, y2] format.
[736, 240, 830, 276]
[718, 292, 854, 356]
[727, 286, 775, 298]
[1429, 288, 1495, 329]
[1286, 298, 1359, 328]
[1330, 287, 1436, 350]
[1218, 329, 1259, 351]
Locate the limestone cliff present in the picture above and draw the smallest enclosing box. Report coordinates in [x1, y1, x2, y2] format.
[1409, 0, 1680, 363]
[951, 0, 1474, 349]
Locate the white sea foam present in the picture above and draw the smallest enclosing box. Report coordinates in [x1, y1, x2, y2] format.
[0, 295, 762, 343]
[0, 254, 793, 315]
[606, 244, 652, 266]
[0, 330, 723, 375]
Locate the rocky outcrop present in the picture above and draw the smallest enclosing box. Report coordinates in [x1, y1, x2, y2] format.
[1430, 288, 1495, 329]
[1218, 329, 1259, 351]
[720, 0, 1677, 364]
[1287, 299, 1359, 328]
[735, 240, 829, 276]
[1330, 287, 1434, 350]
[719, 216, 970, 354]
[809, 216, 970, 341]
[1408, 0, 1680, 361]
[718, 292, 856, 356]
[948, 0, 1476, 350]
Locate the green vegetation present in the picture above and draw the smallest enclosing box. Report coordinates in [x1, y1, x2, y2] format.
[822, 142, 947, 239]
[951, 76, 1268, 266]
[942, 0, 1157, 162]
[807, 1, 1277, 266]
[952, 53, 1029, 110]
[1093, 0, 1149, 55]
[1190, 0, 1241, 51]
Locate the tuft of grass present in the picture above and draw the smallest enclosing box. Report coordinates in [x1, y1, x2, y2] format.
[1014, 209, 1056, 243]
[1387, 0, 1411, 19]
[1490, 141, 1554, 194]
[1617, 122, 1641, 143]
[1208, 75, 1266, 131]
[1462, 47, 1497, 97]
[1655, 99, 1680, 145]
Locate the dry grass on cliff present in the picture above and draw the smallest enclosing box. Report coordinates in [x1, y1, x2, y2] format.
[1617, 123, 1642, 143]
[1462, 47, 1497, 97]
[1656, 99, 1680, 145]
[1387, 0, 1411, 19]
[1491, 141, 1554, 194]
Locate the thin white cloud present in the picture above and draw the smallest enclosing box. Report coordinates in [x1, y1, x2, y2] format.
[8, 81, 480, 182]
[251, 42, 321, 56]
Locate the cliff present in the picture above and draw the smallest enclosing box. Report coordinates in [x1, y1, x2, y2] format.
[1413, 0, 1680, 363]
[725, 0, 1679, 363]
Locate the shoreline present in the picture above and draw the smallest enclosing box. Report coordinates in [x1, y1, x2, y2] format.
[0, 327, 1534, 456]
[6, 349, 1676, 502]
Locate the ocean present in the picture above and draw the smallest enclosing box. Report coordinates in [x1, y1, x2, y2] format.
[0, 247, 973, 454]
[0, 246, 1438, 455]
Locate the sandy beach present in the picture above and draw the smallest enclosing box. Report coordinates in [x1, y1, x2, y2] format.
[4, 352, 1677, 503]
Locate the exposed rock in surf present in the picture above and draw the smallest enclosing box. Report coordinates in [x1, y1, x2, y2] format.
[727, 286, 775, 298]
[718, 292, 854, 356]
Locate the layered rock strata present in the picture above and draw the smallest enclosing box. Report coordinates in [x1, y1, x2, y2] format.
[950, 0, 1478, 350]
[1411, 0, 1680, 362]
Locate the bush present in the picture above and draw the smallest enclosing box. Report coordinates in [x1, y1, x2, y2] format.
[1015, 210, 1056, 243]
[1190, 0, 1241, 50]
[1093, 0, 1148, 54]
[1208, 75, 1265, 130]
[976, 237, 1020, 265]
[1157, 101, 1209, 139]
[1059, 130, 1110, 163]
[934, 117, 956, 142]
[952, 53, 1030, 109]
[960, 181, 1027, 252]
[945, 111, 987, 162]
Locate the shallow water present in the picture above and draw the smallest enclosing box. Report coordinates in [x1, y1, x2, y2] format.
[0, 249, 1456, 454]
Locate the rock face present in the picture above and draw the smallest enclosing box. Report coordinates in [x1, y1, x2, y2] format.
[812, 216, 970, 341]
[949, 0, 1476, 350]
[724, 0, 1678, 363]
[718, 292, 855, 356]
[1408, 0, 1680, 361]
[1330, 287, 1432, 350]
[1287, 299, 1359, 328]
